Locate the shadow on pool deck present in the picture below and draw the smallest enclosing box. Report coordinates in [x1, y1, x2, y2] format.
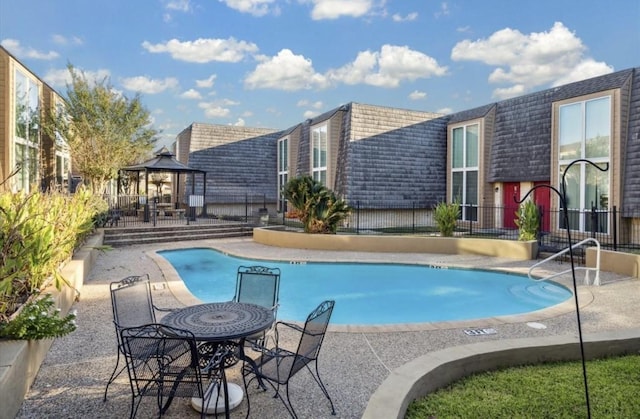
[16, 238, 640, 419]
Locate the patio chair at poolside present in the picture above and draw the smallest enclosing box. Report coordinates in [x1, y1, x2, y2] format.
[119, 323, 233, 419]
[242, 300, 336, 419]
[234, 265, 281, 347]
[104, 274, 174, 401]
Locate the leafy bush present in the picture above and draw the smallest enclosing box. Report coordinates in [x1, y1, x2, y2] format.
[0, 294, 76, 340]
[282, 175, 351, 234]
[0, 188, 106, 322]
[433, 202, 460, 237]
[514, 199, 540, 241]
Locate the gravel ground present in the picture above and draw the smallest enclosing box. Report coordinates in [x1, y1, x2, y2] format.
[16, 238, 640, 419]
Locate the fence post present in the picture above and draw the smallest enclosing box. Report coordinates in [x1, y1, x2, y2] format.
[590, 205, 597, 239]
[282, 198, 286, 226]
[245, 194, 248, 223]
[613, 206, 618, 251]
[356, 201, 360, 234]
[412, 202, 416, 234]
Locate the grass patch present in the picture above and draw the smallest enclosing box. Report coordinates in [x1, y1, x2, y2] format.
[406, 354, 640, 418]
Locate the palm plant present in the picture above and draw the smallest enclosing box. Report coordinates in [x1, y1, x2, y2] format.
[282, 175, 351, 234]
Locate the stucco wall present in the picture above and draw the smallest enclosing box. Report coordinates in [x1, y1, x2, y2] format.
[253, 228, 537, 260]
[586, 247, 640, 278]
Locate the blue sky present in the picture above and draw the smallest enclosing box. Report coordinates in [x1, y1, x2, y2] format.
[1, 0, 639, 149]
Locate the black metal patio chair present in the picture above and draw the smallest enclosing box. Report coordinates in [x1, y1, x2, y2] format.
[119, 323, 233, 419]
[234, 265, 281, 347]
[242, 300, 336, 419]
[104, 274, 174, 401]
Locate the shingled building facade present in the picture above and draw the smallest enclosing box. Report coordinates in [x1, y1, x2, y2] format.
[175, 67, 640, 241]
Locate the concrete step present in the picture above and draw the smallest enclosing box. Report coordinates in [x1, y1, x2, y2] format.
[103, 223, 252, 246]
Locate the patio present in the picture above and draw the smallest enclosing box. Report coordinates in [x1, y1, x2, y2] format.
[15, 238, 640, 418]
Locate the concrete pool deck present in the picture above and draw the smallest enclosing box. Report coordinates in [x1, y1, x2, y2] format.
[16, 238, 640, 419]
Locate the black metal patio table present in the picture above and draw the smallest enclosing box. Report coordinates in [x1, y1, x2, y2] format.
[160, 302, 274, 416]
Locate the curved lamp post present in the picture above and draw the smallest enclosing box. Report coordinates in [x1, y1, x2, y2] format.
[516, 158, 608, 419]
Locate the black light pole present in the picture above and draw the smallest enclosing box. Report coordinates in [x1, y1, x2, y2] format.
[517, 158, 608, 419]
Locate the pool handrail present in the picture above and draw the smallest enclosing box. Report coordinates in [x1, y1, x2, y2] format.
[528, 238, 601, 286]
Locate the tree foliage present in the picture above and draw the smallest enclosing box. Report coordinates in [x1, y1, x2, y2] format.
[44, 65, 157, 193]
[282, 175, 351, 234]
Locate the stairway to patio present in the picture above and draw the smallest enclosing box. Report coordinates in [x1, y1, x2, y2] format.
[102, 222, 253, 246]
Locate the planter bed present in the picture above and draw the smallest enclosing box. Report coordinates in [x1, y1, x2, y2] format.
[0, 232, 103, 419]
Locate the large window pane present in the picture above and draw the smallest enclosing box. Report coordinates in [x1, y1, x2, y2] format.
[15, 72, 28, 140]
[452, 128, 463, 168]
[585, 97, 610, 158]
[585, 163, 609, 209]
[560, 164, 581, 210]
[465, 171, 478, 205]
[452, 172, 463, 203]
[320, 135, 327, 167]
[28, 82, 39, 143]
[465, 125, 478, 167]
[559, 103, 582, 160]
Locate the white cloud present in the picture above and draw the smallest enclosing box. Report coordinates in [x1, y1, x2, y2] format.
[551, 59, 615, 87]
[328, 44, 447, 88]
[198, 102, 231, 118]
[409, 90, 427, 100]
[244, 49, 328, 90]
[196, 74, 217, 88]
[142, 37, 258, 63]
[180, 88, 202, 99]
[120, 76, 179, 94]
[231, 118, 246, 126]
[434, 2, 450, 18]
[297, 100, 324, 109]
[43, 67, 111, 88]
[303, 109, 319, 119]
[1, 39, 59, 60]
[492, 84, 526, 100]
[51, 34, 83, 46]
[436, 107, 453, 114]
[219, 0, 280, 17]
[451, 22, 613, 98]
[308, 0, 374, 20]
[392, 12, 418, 22]
[165, 0, 191, 12]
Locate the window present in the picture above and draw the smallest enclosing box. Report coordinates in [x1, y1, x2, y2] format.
[558, 96, 610, 233]
[311, 125, 327, 185]
[13, 69, 40, 192]
[278, 137, 288, 211]
[451, 124, 478, 221]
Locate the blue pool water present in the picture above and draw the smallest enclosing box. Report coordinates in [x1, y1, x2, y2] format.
[158, 248, 572, 325]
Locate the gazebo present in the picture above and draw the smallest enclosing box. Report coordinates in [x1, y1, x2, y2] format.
[118, 147, 206, 219]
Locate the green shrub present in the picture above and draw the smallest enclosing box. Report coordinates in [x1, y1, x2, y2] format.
[282, 175, 351, 234]
[0, 187, 106, 322]
[0, 294, 76, 340]
[514, 199, 540, 241]
[434, 202, 460, 237]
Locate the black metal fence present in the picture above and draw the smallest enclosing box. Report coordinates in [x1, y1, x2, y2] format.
[103, 195, 640, 252]
[101, 194, 274, 228]
[274, 201, 640, 252]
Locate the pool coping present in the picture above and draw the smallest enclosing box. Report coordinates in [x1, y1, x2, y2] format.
[146, 245, 595, 334]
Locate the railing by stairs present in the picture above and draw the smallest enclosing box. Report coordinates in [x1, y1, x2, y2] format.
[529, 238, 601, 286]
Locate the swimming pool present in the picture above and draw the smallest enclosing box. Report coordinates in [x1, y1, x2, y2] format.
[158, 248, 572, 325]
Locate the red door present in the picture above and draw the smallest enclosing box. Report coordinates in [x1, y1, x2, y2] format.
[534, 181, 551, 232]
[503, 182, 520, 229]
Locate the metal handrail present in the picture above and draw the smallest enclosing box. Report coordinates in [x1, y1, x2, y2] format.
[529, 238, 601, 286]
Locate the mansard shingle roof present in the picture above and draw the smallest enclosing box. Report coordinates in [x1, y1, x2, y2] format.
[184, 123, 282, 201]
[489, 90, 554, 182]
